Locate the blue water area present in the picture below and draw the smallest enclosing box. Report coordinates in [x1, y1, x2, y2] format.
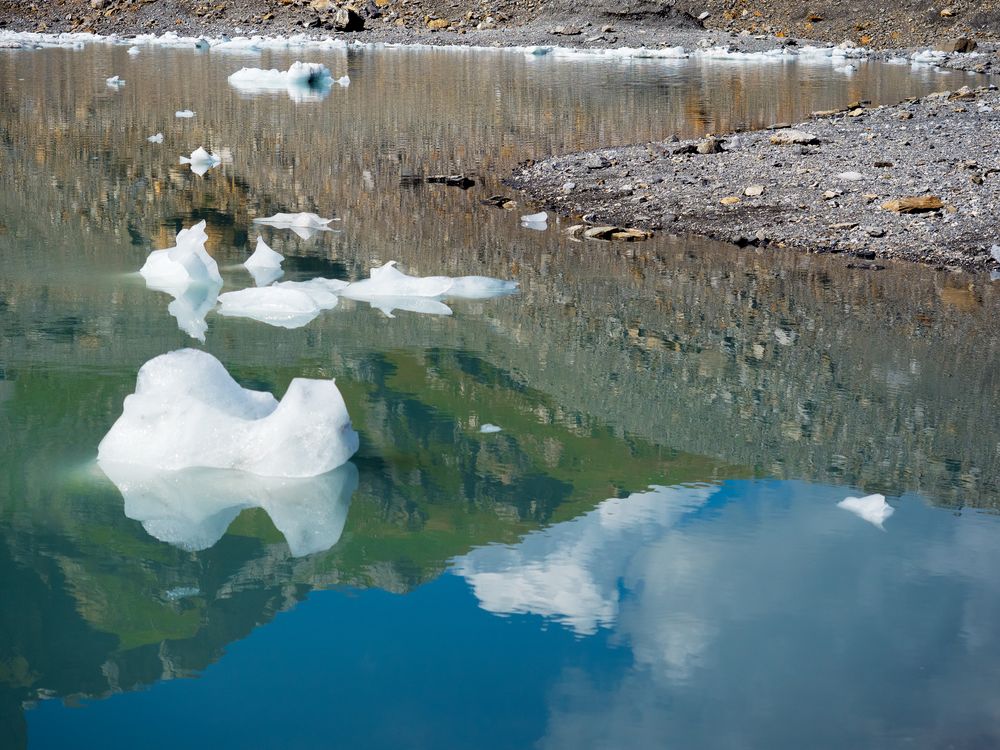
[25, 480, 1000, 750]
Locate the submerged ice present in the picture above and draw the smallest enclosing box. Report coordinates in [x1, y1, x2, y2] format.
[98, 349, 359, 477]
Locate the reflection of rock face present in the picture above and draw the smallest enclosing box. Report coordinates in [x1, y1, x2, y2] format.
[100, 461, 358, 557]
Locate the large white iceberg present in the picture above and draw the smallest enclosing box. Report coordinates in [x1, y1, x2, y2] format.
[244, 236, 284, 285]
[138, 220, 222, 341]
[179, 146, 222, 176]
[99, 460, 358, 557]
[227, 61, 347, 102]
[97, 349, 359, 477]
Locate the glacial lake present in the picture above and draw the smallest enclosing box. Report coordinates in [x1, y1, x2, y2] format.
[2, 42, 1000, 749]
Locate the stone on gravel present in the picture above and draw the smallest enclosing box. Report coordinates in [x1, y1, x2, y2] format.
[744, 185, 765, 196]
[881, 196, 944, 213]
[720, 196, 741, 205]
[335, 7, 365, 31]
[584, 155, 611, 170]
[770, 129, 820, 146]
[696, 138, 724, 154]
[937, 37, 977, 53]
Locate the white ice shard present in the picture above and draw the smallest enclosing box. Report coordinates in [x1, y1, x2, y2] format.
[336, 75, 350, 87]
[127, 45, 140, 55]
[341, 261, 454, 300]
[252, 212, 337, 235]
[228, 61, 347, 102]
[138, 220, 222, 341]
[100, 460, 358, 557]
[521, 211, 548, 231]
[480, 423, 502, 433]
[244, 236, 284, 285]
[147, 132, 164, 143]
[838, 493, 895, 529]
[139, 220, 223, 293]
[217, 286, 323, 329]
[106, 75, 125, 88]
[175, 109, 195, 118]
[98, 349, 359, 478]
[179, 146, 222, 176]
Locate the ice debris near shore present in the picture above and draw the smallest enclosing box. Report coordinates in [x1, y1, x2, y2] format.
[139, 220, 222, 341]
[244, 236, 284, 286]
[127, 45, 140, 55]
[106, 75, 125, 88]
[520, 211, 548, 231]
[228, 61, 349, 101]
[179, 146, 221, 176]
[98, 349, 359, 478]
[838, 494, 894, 529]
[102, 460, 358, 556]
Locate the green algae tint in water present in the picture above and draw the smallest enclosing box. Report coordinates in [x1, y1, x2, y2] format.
[1, 43, 1000, 749]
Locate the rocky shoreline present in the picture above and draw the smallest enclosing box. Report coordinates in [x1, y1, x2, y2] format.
[508, 84, 1000, 271]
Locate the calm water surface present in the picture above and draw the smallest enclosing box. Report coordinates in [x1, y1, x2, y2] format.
[2, 44, 999, 749]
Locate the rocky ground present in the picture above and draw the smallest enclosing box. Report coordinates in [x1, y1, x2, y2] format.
[508, 85, 1000, 270]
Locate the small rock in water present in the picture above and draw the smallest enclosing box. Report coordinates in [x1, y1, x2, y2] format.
[480, 424, 502, 433]
[425, 174, 475, 189]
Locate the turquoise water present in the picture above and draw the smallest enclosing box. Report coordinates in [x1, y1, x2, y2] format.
[1, 43, 999, 748]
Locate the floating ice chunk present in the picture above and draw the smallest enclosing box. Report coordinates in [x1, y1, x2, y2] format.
[127, 45, 140, 55]
[179, 146, 222, 176]
[342, 261, 453, 300]
[480, 423, 502, 433]
[838, 493, 894, 529]
[147, 132, 164, 143]
[837, 171, 865, 181]
[139, 220, 222, 293]
[228, 61, 341, 101]
[100, 460, 358, 557]
[98, 349, 359, 478]
[368, 296, 453, 318]
[244, 236, 284, 285]
[252, 212, 336, 239]
[521, 211, 548, 231]
[175, 109, 195, 118]
[445, 276, 519, 299]
[139, 221, 222, 341]
[106, 75, 125, 88]
[336, 75, 350, 87]
[217, 286, 322, 328]
[273, 278, 347, 308]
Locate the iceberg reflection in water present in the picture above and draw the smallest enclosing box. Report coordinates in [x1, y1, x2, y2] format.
[99, 461, 358, 557]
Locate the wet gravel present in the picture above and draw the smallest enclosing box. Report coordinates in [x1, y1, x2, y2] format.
[508, 84, 1000, 271]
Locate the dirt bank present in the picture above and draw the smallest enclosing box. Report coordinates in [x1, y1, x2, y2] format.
[508, 85, 1000, 271]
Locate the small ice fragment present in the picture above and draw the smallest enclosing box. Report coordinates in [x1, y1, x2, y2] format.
[273, 278, 346, 309]
[217, 287, 322, 329]
[164, 587, 200, 601]
[106, 75, 125, 88]
[838, 493, 894, 529]
[175, 109, 195, 118]
[147, 132, 164, 143]
[990, 244, 1000, 263]
[252, 212, 336, 238]
[179, 146, 221, 176]
[837, 171, 865, 181]
[480, 424, 502, 433]
[342, 261, 453, 300]
[336, 75, 350, 87]
[97, 348, 359, 478]
[520, 211, 548, 231]
[244, 236, 284, 282]
[127, 46, 141, 55]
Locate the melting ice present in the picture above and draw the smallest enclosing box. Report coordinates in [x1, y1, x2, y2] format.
[244, 236, 285, 286]
[98, 349, 359, 477]
[180, 146, 222, 176]
[253, 211, 337, 239]
[228, 61, 348, 102]
[837, 494, 895, 529]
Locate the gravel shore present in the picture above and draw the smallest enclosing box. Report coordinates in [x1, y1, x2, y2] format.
[508, 84, 1000, 271]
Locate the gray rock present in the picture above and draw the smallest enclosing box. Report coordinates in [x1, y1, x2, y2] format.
[770, 129, 820, 146]
[584, 155, 611, 170]
[335, 7, 365, 32]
